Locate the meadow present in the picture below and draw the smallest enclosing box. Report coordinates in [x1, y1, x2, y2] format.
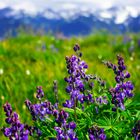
[0, 32, 140, 139]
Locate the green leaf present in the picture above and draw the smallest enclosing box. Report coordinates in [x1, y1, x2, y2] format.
[63, 108, 74, 114]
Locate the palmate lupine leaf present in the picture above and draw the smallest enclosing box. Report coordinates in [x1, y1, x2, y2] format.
[34, 120, 56, 139]
[95, 114, 130, 139]
[63, 107, 83, 116]
[125, 101, 140, 110]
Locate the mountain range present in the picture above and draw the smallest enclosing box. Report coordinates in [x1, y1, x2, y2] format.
[0, 7, 140, 37]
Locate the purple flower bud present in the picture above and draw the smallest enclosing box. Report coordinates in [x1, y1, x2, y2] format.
[6, 111, 12, 117]
[99, 133, 106, 140]
[89, 134, 95, 140]
[95, 106, 99, 114]
[73, 44, 80, 52]
[79, 52, 82, 57]
[66, 86, 72, 93]
[125, 72, 130, 78]
[4, 128, 12, 137]
[36, 86, 44, 100]
[77, 94, 84, 103]
[68, 122, 76, 129]
[120, 103, 125, 110]
[132, 120, 140, 140]
[115, 76, 120, 83]
[112, 107, 117, 112]
[5, 118, 12, 124]
[25, 99, 31, 108]
[88, 126, 106, 140]
[63, 100, 74, 108]
[3, 102, 12, 117]
[89, 82, 94, 89]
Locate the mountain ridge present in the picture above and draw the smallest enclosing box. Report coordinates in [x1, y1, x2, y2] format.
[0, 7, 140, 37]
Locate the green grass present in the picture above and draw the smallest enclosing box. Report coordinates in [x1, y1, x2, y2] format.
[0, 33, 140, 139]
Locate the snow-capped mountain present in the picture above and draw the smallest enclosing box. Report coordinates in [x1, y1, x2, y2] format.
[0, 6, 140, 37]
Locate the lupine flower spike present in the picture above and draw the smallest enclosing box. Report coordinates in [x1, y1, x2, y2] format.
[105, 55, 134, 110]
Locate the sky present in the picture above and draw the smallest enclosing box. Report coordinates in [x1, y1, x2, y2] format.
[0, 0, 140, 14]
[0, 0, 140, 23]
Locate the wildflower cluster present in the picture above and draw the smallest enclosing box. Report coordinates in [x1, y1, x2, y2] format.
[132, 120, 140, 140]
[105, 55, 134, 110]
[25, 86, 78, 139]
[2, 44, 139, 140]
[96, 96, 108, 105]
[25, 99, 55, 121]
[88, 126, 106, 140]
[3, 103, 30, 140]
[55, 110, 77, 140]
[63, 44, 95, 109]
[25, 87, 55, 121]
[36, 86, 44, 100]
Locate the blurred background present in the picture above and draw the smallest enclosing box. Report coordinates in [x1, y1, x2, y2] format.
[0, 0, 140, 37]
[0, 0, 140, 139]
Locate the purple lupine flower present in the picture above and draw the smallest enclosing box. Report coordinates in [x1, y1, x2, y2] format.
[63, 44, 94, 109]
[54, 112, 78, 140]
[55, 110, 69, 124]
[84, 94, 94, 103]
[105, 55, 134, 110]
[20, 130, 29, 140]
[53, 80, 59, 105]
[77, 94, 84, 103]
[132, 120, 140, 140]
[25, 87, 57, 121]
[3, 128, 11, 137]
[67, 122, 76, 129]
[63, 100, 74, 108]
[3, 102, 31, 140]
[54, 109, 78, 140]
[53, 109, 59, 118]
[96, 96, 108, 105]
[24, 125, 41, 137]
[25, 100, 55, 121]
[3, 102, 12, 117]
[88, 126, 106, 140]
[36, 86, 44, 100]
[25, 99, 32, 109]
[73, 44, 80, 52]
[88, 75, 106, 88]
[66, 85, 73, 93]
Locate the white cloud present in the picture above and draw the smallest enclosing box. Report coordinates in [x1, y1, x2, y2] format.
[0, 0, 140, 18]
[12, 1, 37, 15]
[115, 11, 129, 24]
[112, 0, 140, 7]
[0, 2, 7, 8]
[100, 11, 113, 18]
[126, 6, 138, 17]
[61, 3, 77, 10]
